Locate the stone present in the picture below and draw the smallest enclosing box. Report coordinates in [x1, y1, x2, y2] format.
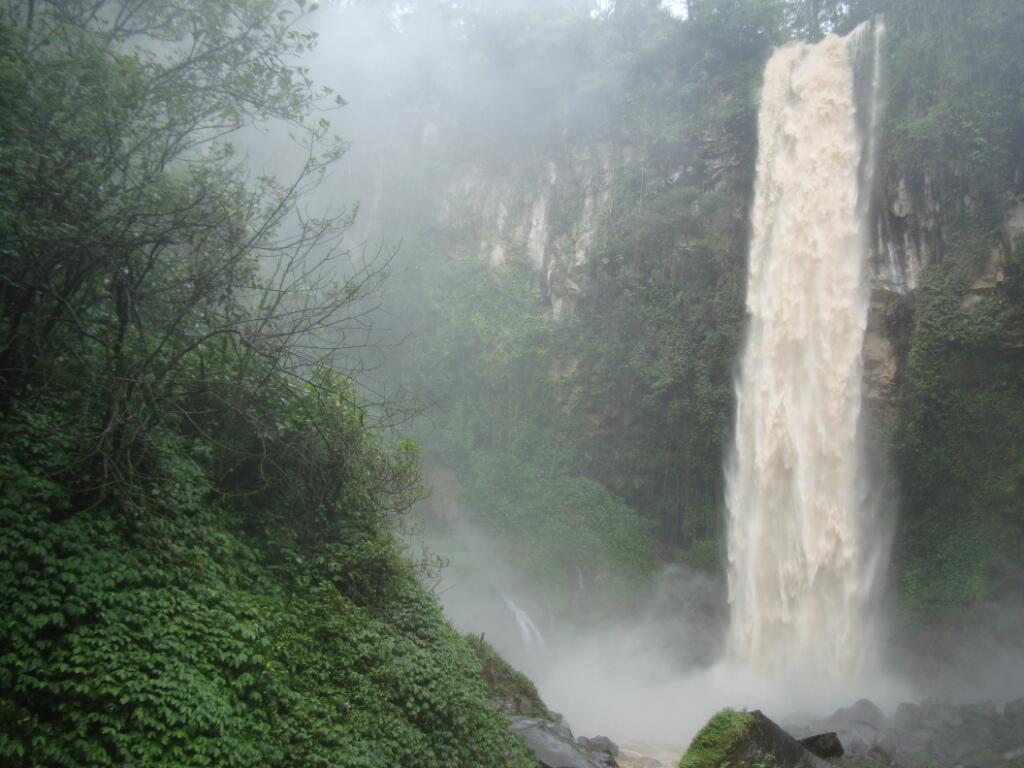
[892, 177, 913, 218]
[578, 735, 620, 758]
[509, 718, 616, 768]
[799, 732, 844, 759]
[681, 710, 833, 768]
[831, 699, 886, 731]
[822, 699, 887, 755]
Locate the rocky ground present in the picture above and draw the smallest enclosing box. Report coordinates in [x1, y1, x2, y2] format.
[511, 697, 1024, 768]
[787, 698, 1024, 768]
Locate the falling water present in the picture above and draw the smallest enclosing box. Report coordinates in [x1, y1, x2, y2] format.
[504, 597, 549, 656]
[726, 20, 886, 682]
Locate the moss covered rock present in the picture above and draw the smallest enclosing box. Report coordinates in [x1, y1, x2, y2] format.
[680, 709, 834, 768]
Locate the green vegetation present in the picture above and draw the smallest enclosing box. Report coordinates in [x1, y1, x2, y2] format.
[376, 0, 782, 607]
[3, 0, 1024, 760]
[465, 634, 552, 719]
[0, 1, 533, 765]
[0, 470, 531, 767]
[883, 0, 1024, 225]
[890, 233, 1024, 617]
[678, 709, 756, 768]
[876, 0, 1024, 618]
[394, 250, 659, 612]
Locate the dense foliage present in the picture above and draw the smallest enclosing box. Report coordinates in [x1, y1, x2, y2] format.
[878, 0, 1024, 617]
[393, 254, 657, 609]
[0, 1, 535, 764]
[0, 460, 530, 766]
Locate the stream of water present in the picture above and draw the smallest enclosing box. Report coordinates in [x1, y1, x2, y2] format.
[726, 19, 887, 683]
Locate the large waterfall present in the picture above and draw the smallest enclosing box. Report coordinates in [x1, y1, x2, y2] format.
[726, 20, 886, 682]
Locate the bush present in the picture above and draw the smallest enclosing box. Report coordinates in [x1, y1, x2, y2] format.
[0, 436, 533, 767]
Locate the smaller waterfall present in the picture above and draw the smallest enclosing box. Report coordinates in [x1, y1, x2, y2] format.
[504, 597, 548, 656]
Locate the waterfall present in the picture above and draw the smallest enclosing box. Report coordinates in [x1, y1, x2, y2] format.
[725, 20, 886, 682]
[504, 597, 549, 656]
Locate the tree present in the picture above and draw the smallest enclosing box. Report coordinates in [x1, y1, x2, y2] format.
[0, 0, 393, 512]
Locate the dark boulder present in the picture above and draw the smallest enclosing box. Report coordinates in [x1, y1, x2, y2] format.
[680, 709, 835, 768]
[830, 699, 886, 731]
[799, 732, 845, 759]
[818, 698, 887, 756]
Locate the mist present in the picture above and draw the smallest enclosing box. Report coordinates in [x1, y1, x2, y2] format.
[252, 0, 1022, 755]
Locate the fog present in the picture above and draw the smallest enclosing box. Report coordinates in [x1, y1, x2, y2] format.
[409, 466, 917, 755]
[243, 0, 1024, 754]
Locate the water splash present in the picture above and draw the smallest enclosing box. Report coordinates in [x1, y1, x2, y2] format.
[726, 20, 887, 683]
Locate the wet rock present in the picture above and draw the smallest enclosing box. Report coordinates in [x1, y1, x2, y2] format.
[510, 717, 617, 768]
[682, 709, 832, 768]
[736, 712, 834, 768]
[831, 699, 886, 731]
[799, 732, 844, 759]
[820, 699, 886, 756]
[578, 735, 620, 758]
[791, 697, 1024, 768]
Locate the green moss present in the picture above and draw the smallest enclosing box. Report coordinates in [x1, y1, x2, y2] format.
[465, 634, 551, 719]
[679, 709, 756, 768]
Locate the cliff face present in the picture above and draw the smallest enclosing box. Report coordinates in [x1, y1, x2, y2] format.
[429, 145, 635, 319]
[863, 181, 1024, 409]
[420, 147, 1022, 419]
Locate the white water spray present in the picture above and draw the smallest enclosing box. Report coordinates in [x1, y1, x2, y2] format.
[726, 21, 887, 682]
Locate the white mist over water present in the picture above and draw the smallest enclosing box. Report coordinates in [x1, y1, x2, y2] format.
[726, 21, 888, 682]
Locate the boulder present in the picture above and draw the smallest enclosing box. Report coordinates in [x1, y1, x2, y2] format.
[578, 735, 620, 758]
[510, 718, 617, 768]
[799, 733, 845, 759]
[680, 709, 835, 768]
[821, 699, 887, 755]
[830, 699, 886, 731]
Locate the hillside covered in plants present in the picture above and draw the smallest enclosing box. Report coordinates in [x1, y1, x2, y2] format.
[2, 0, 1024, 766]
[0, 1, 534, 764]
